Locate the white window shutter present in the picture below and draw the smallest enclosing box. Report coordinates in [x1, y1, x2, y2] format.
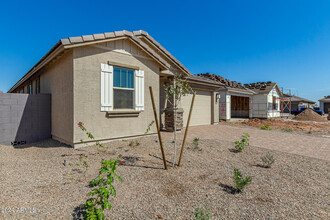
[100, 63, 113, 111]
[135, 70, 144, 111]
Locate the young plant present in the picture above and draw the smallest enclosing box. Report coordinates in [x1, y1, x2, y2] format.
[164, 75, 193, 166]
[84, 158, 122, 220]
[193, 137, 201, 151]
[145, 120, 155, 134]
[282, 127, 293, 132]
[260, 152, 275, 168]
[78, 122, 105, 149]
[260, 124, 272, 130]
[233, 168, 251, 193]
[194, 204, 211, 220]
[234, 133, 250, 152]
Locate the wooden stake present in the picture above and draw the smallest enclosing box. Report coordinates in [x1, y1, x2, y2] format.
[149, 86, 167, 170]
[178, 91, 196, 167]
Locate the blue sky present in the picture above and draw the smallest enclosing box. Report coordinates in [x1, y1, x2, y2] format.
[0, 0, 329, 102]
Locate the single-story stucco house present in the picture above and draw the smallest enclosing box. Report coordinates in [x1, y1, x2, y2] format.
[244, 82, 282, 118]
[8, 30, 220, 148]
[195, 73, 283, 120]
[195, 73, 256, 120]
[319, 95, 330, 114]
[281, 93, 315, 112]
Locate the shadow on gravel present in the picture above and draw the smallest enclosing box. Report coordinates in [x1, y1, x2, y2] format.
[13, 139, 72, 149]
[149, 154, 177, 166]
[122, 163, 164, 170]
[121, 156, 163, 170]
[229, 149, 240, 153]
[253, 164, 270, 169]
[218, 183, 238, 194]
[72, 205, 86, 220]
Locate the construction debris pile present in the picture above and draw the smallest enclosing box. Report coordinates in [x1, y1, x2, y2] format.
[197, 73, 245, 89]
[244, 81, 273, 90]
[294, 109, 327, 122]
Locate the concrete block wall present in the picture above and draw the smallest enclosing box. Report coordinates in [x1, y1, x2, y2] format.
[0, 93, 51, 146]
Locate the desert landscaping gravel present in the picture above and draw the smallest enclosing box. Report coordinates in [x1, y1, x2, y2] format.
[0, 134, 329, 219]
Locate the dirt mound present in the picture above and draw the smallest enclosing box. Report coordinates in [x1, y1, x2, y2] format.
[294, 109, 327, 122]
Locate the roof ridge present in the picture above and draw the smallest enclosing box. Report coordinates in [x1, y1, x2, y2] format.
[59, 30, 190, 75]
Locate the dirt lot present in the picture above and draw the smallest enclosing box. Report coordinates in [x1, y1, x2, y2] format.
[222, 117, 330, 135]
[0, 134, 329, 219]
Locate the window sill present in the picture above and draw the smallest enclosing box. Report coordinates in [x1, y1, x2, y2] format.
[106, 110, 141, 117]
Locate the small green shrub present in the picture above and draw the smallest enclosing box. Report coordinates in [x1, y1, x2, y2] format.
[260, 152, 275, 168]
[194, 204, 211, 220]
[282, 127, 293, 132]
[260, 124, 272, 130]
[84, 158, 122, 220]
[193, 137, 200, 150]
[233, 168, 251, 192]
[234, 133, 250, 152]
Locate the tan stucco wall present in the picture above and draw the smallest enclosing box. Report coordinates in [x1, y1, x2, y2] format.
[72, 45, 160, 147]
[39, 51, 74, 145]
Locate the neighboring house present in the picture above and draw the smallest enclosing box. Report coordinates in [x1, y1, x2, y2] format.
[244, 82, 282, 118]
[281, 93, 315, 112]
[8, 30, 219, 148]
[319, 95, 330, 114]
[195, 73, 256, 121]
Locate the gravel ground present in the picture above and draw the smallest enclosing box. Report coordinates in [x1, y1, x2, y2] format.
[0, 135, 329, 219]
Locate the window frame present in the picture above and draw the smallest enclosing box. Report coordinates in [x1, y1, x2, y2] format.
[112, 66, 135, 110]
[28, 82, 33, 94]
[36, 77, 40, 94]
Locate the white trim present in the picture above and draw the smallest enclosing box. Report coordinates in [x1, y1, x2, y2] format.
[100, 63, 114, 111]
[135, 70, 144, 111]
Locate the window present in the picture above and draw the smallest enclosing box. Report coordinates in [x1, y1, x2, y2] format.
[272, 96, 278, 110]
[113, 67, 134, 109]
[100, 63, 144, 112]
[36, 78, 40, 94]
[28, 82, 33, 94]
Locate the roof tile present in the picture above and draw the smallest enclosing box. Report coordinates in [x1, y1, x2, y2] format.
[69, 36, 83, 44]
[82, 35, 94, 42]
[104, 32, 115, 38]
[93, 33, 105, 40]
[122, 30, 133, 37]
[60, 38, 71, 45]
[114, 31, 124, 37]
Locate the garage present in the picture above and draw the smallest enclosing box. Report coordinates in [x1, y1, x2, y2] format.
[231, 95, 250, 118]
[181, 90, 212, 126]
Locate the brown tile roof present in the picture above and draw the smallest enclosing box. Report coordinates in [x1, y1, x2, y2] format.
[186, 75, 224, 87]
[282, 93, 315, 104]
[60, 30, 190, 75]
[8, 30, 190, 92]
[244, 81, 278, 94]
[196, 73, 246, 89]
[319, 95, 330, 102]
